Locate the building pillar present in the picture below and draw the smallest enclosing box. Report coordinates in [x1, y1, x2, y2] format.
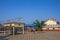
[9, 27, 11, 35]
[4, 28, 6, 35]
[13, 27, 15, 36]
[23, 27, 24, 34]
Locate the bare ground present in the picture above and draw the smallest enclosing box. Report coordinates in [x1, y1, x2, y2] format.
[0, 31, 60, 40]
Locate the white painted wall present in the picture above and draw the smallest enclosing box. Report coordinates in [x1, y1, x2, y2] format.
[45, 20, 57, 26]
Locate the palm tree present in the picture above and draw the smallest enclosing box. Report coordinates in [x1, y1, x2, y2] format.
[33, 20, 45, 31]
[33, 19, 41, 31]
[40, 21, 45, 27]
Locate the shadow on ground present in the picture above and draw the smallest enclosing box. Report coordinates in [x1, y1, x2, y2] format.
[0, 35, 9, 40]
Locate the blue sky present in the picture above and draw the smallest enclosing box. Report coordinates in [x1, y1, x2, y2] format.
[0, 0, 60, 23]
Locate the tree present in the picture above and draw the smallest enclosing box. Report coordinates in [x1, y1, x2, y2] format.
[40, 21, 45, 27]
[33, 20, 45, 31]
[33, 20, 41, 31]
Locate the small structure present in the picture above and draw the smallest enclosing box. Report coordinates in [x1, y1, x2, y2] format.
[24, 23, 36, 32]
[42, 18, 60, 31]
[28, 24, 36, 32]
[4, 22, 24, 35]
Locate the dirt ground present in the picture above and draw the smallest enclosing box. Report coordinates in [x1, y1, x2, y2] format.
[0, 31, 60, 40]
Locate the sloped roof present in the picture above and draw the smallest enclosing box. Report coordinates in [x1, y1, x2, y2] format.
[4, 22, 24, 24]
[45, 18, 57, 22]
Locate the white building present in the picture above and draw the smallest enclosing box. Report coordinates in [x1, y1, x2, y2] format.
[44, 18, 58, 26]
[42, 18, 60, 31]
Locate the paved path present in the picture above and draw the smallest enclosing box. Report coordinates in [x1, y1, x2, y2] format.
[0, 32, 60, 40]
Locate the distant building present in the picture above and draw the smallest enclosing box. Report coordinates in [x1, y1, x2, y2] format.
[42, 18, 60, 31]
[4, 22, 24, 27]
[44, 18, 58, 26]
[4, 22, 25, 34]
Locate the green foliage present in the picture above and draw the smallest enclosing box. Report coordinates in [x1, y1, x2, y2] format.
[36, 27, 42, 31]
[40, 21, 45, 27]
[33, 19, 45, 31]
